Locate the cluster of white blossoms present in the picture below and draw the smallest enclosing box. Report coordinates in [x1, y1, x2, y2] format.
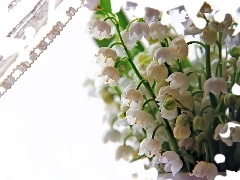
[83, 0, 240, 179]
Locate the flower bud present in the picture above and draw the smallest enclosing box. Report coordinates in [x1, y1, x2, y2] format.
[230, 46, 240, 58]
[193, 116, 207, 131]
[196, 132, 206, 141]
[101, 87, 114, 104]
[173, 126, 191, 139]
[224, 93, 237, 106]
[175, 114, 187, 126]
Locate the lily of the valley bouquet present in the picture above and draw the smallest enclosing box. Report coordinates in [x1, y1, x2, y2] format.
[82, 0, 240, 179]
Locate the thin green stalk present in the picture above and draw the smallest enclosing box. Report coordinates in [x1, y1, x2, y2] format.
[152, 123, 164, 139]
[218, 31, 223, 77]
[187, 41, 205, 49]
[142, 99, 156, 110]
[203, 142, 209, 162]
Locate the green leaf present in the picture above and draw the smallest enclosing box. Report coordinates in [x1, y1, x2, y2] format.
[116, 9, 129, 29]
[234, 143, 240, 168]
[100, 0, 112, 14]
[181, 57, 193, 69]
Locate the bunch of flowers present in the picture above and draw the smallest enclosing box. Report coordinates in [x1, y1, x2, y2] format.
[82, 0, 240, 179]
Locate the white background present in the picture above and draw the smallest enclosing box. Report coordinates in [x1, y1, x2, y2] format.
[0, 7, 135, 180]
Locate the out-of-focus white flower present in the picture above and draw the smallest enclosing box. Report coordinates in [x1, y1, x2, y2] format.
[190, 161, 218, 180]
[147, 43, 161, 57]
[214, 121, 240, 146]
[178, 137, 193, 150]
[139, 138, 161, 158]
[211, 58, 227, 78]
[204, 77, 228, 95]
[125, 1, 138, 11]
[129, 22, 150, 40]
[209, 14, 232, 31]
[95, 47, 117, 67]
[154, 47, 174, 65]
[81, 0, 99, 11]
[89, 20, 112, 40]
[126, 109, 154, 131]
[181, 18, 203, 36]
[178, 91, 195, 111]
[169, 38, 188, 60]
[144, 7, 160, 24]
[165, 72, 190, 94]
[102, 129, 121, 143]
[99, 66, 120, 86]
[149, 22, 169, 41]
[147, 123, 169, 143]
[159, 151, 183, 176]
[173, 126, 191, 139]
[202, 26, 217, 45]
[121, 88, 144, 109]
[121, 30, 138, 49]
[146, 61, 168, 84]
[115, 145, 135, 161]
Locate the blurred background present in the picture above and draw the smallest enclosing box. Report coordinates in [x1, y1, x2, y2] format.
[0, 7, 138, 180]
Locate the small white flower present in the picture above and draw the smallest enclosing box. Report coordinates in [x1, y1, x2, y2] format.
[89, 20, 112, 40]
[95, 47, 117, 67]
[165, 72, 190, 94]
[154, 47, 174, 65]
[202, 26, 217, 45]
[146, 61, 168, 84]
[125, 1, 138, 11]
[81, 0, 99, 11]
[144, 7, 160, 24]
[115, 145, 135, 161]
[204, 77, 228, 95]
[181, 18, 203, 36]
[178, 137, 193, 150]
[159, 151, 183, 176]
[147, 43, 161, 58]
[99, 66, 120, 86]
[139, 138, 162, 158]
[169, 38, 188, 60]
[129, 22, 150, 40]
[126, 109, 154, 131]
[121, 88, 144, 109]
[121, 30, 138, 49]
[102, 129, 121, 143]
[191, 161, 218, 180]
[149, 22, 169, 41]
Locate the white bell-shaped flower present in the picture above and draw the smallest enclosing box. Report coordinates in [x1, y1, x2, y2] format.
[159, 151, 183, 176]
[165, 72, 190, 94]
[121, 88, 144, 109]
[146, 61, 168, 84]
[169, 38, 188, 60]
[147, 43, 161, 57]
[89, 20, 112, 40]
[121, 30, 138, 49]
[99, 66, 120, 86]
[95, 47, 117, 67]
[102, 129, 121, 143]
[202, 26, 217, 45]
[154, 47, 174, 65]
[144, 7, 160, 24]
[81, 0, 99, 11]
[126, 109, 154, 131]
[139, 138, 162, 158]
[190, 161, 218, 180]
[204, 77, 228, 95]
[115, 145, 135, 161]
[149, 22, 169, 41]
[129, 22, 150, 41]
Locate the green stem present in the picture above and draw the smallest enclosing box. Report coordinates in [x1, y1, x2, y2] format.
[110, 42, 122, 48]
[142, 99, 156, 110]
[187, 41, 205, 49]
[218, 31, 223, 77]
[152, 123, 164, 139]
[136, 79, 145, 90]
[191, 90, 204, 97]
[200, 105, 215, 116]
[125, 18, 139, 31]
[205, 44, 211, 79]
[203, 142, 209, 162]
